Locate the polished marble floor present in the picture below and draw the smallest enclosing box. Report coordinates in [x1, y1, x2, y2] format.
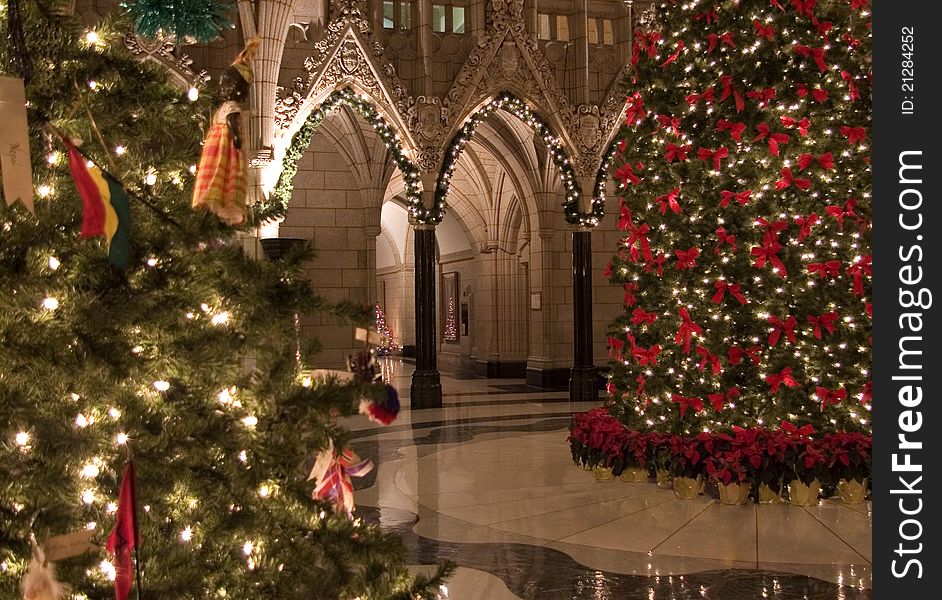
[342, 360, 872, 600]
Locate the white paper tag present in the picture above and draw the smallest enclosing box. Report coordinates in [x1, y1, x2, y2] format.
[43, 530, 97, 562]
[0, 76, 34, 213]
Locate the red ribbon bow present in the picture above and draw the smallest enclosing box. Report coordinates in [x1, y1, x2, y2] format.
[694, 10, 719, 24]
[631, 308, 658, 326]
[645, 253, 668, 276]
[776, 167, 811, 190]
[847, 255, 872, 296]
[697, 346, 723, 375]
[728, 346, 762, 366]
[618, 202, 633, 230]
[768, 314, 798, 346]
[797, 152, 834, 171]
[675, 308, 702, 354]
[841, 70, 860, 101]
[708, 387, 740, 412]
[791, 0, 818, 18]
[797, 84, 828, 103]
[658, 188, 682, 214]
[795, 212, 820, 241]
[658, 114, 682, 135]
[716, 119, 746, 142]
[636, 375, 647, 400]
[793, 44, 828, 72]
[840, 125, 867, 145]
[751, 240, 788, 277]
[719, 189, 751, 208]
[665, 143, 692, 163]
[624, 283, 638, 306]
[712, 280, 747, 305]
[816, 386, 847, 411]
[626, 223, 653, 263]
[807, 310, 839, 339]
[686, 87, 715, 106]
[674, 246, 700, 270]
[747, 87, 776, 107]
[608, 336, 625, 360]
[614, 162, 642, 186]
[815, 20, 834, 41]
[714, 227, 737, 252]
[631, 30, 661, 64]
[825, 199, 858, 231]
[753, 20, 775, 40]
[719, 76, 745, 112]
[781, 421, 815, 436]
[806, 260, 841, 278]
[707, 32, 737, 54]
[660, 40, 685, 68]
[625, 93, 646, 126]
[766, 368, 799, 393]
[780, 116, 811, 136]
[697, 146, 729, 171]
[671, 394, 704, 418]
[756, 217, 788, 243]
[753, 123, 789, 156]
[633, 344, 662, 366]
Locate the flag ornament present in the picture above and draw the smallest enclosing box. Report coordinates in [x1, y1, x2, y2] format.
[106, 462, 141, 600]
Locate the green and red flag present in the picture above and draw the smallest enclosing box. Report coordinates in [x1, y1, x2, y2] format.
[65, 140, 131, 269]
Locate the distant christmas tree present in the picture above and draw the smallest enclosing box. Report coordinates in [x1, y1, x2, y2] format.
[375, 303, 400, 355]
[605, 0, 872, 435]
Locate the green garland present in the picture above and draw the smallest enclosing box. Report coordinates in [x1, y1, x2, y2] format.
[437, 92, 601, 227]
[263, 88, 423, 224]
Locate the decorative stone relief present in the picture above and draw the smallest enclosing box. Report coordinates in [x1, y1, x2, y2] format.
[124, 32, 207, 89]
[574, 105, 602, 155]
[487, 0, 524, 31]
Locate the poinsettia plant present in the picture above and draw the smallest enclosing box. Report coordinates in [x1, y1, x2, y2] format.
[668, 434, 707, 479]
[780, 423, 827, 485]
[823, 431, 871, 483]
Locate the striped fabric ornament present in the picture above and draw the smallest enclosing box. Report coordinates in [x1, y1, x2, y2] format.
[65, 140, 131, 269]
[307, 445, 373, 515]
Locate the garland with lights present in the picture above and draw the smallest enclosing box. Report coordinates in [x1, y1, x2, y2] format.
[437, 93, 601, 227]
[265, 87, 423, 223]
[604, 0, 872, 435]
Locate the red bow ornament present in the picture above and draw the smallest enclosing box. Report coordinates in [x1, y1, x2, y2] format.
[665, 143, 692, 163]
[797, 152, 834, 171]
[657, 114, 682, 136]
[624, 282, 639, 306]
[776, 167, 811, 191]
[686, 87, 715, 106]
[714, 227, 737, 252]
[795, 213, 819, 241]
[674, 246, 700, 270]
[747, 87, 776, 108]
[780, 116, 811, 136]
[766, 368, 799, 393]
[753, 20, 775, 40]
[608, 336, 625, 360]
[697, 346, 722, 375]
[645, 252, 668, 276]
[672, 394, 704, 418]
[846, 255, 872, 296]
[791, 0, 818, 18]
[625, 93, 646, 126]
[694, 10, 719, 24]
[720, 189, 751, 208]
[708, 387, 740, 412]
[675, 308, 703, 354]
[712, 280, 747, 305]
[697, 146, 729, 171]
[632, 30, 661, 65]
[631, 308, 658, 326]
[806, 259, 841, 278]
[825, 199, 858, 231]
[728, 345, 762, 366]
[660, 40, 685, 68]
[841, 70, 860, 101]
[756, 217, 788, 243]
[626, 222, 653, 262]
[614, 162, 642, 186]
[753, 123, 789, 156]
[719, 76, 745, 112]
[716, 119, 746, 142]
[707, 32, 737, 54]
[633, 344, 662, 366]
[840, 125, 867, 145]
[816, 386, 847, 410]
[657, 188, 682, 214]
[797, 84, 828, 103]
[793, 44, 828, 72]
[618, 202, 633, 230]
[768, 314, 798, 346]
[751, 240, 788, 276]
[807, 310, 839, 339]
[781, 421, 815, 436]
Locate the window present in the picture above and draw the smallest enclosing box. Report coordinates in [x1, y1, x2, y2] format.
[383, 1, 413, 30]
[432, 4, 446, 32]
[452, 6, 465, 34]
[556, 15, 569, 41]
[538, 13, 551, 40]
[602, 19, 614, 45]
[587, 18, 598, 44]
[383, 1, 394, 29]
[400, 2, 412, 29]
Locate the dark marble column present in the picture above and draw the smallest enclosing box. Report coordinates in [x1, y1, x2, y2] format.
[570, 229, 597, 402]
[411, 225, 443, 409]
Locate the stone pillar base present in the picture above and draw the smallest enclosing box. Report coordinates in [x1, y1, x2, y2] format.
[411, 370, 443, 409]
[569, 365, 598, 403]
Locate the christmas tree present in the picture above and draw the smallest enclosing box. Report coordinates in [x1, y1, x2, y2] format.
[0, 3, 447, 598]
[606, 0, 871, 435]
[374, 304, 400, 355]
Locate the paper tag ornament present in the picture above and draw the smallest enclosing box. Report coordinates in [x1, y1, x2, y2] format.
[0, 76, 33, 213]
[42, 530, 96, 562]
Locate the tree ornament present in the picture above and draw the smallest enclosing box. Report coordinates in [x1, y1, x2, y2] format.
[21, 536, 69, 600]
[123, 0, 236, 43]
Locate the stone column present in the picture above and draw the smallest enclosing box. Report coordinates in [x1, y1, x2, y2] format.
[364, 224, 381, 305]
[569, 228, 597, 402]
[411, 223, 443, 408]
[250, 0, 297, 151]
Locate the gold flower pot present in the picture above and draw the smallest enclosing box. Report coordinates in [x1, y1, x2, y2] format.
[619, 467, 649, 483]
[592, 466, 614, 482]
[717, 482, 751, 505]
[757, 483, 782, 504]
[788, 478, 821, 506]
[582, 462, 594, 471]
[837, 478, 868, 504]
[673, 476, 701, 499]
[655, 469, 672, 489]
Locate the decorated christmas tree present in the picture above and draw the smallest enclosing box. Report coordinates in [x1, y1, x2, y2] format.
[374, 304, 400, 355]
[605, 0, 871, 435]
[0, 2, 447, 598]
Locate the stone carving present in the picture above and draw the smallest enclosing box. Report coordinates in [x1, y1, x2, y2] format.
[124, 31, 206, 89]
[487, 0, 524, 31]
[411, 96, 445, 145]
[574, 105, 601, 154]
[496, 45, 521, 79]
[339, 39, 362, 74]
